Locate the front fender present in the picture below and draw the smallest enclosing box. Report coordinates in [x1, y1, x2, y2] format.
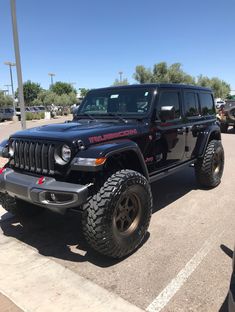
[71, 139, 149, 179]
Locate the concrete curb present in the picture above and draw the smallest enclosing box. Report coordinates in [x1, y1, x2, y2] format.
[0, 208, 143, 312]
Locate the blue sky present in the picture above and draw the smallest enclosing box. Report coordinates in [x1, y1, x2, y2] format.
[0, 0, 234, 93]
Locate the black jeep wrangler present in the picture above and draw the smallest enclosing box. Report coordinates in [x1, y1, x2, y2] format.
[0, 84, 224, 258]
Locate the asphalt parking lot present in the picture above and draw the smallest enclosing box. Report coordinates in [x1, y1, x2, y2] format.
[0, 118, 234, 312]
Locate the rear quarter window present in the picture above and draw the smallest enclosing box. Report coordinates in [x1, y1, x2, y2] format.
[199, 93, 215, 116]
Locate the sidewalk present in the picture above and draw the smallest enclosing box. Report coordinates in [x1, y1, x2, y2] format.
[0, 293, 22, 312]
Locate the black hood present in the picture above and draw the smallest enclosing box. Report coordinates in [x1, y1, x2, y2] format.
[10, 119, 141, 145]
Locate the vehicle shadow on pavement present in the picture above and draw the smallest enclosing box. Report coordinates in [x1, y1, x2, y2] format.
[151, 167, 197, 213]
[218, 244, 233, 312]
[0, 167, 197, 267]
[0, 211, 150, 267]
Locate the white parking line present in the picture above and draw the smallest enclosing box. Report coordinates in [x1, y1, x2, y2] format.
[146, 229, 224, 312]
[0, 206, 14, 222]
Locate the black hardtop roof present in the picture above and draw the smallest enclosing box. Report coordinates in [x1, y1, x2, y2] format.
[91, 83, 212, 93]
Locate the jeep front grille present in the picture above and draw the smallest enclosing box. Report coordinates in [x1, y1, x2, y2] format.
[11, 139, 55, 175]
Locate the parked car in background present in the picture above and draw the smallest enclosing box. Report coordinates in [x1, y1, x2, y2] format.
[37, 106, 45, 112]
[0, 108, 14, 122]
[228, 244, 235, 312]
[217, 100, 235, 132]
[15, 107, 21, 121]
[215, 100, 226, 110]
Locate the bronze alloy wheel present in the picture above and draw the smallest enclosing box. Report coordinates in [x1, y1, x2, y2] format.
[83, 169, 152, 258]
[113, 190, 141, 237]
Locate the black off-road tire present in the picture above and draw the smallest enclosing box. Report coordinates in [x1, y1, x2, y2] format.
[82, 169, 152, 258]
[220, 123, 228, 133]
[195, 140, 224, 188]
[0, 194, 44, 217]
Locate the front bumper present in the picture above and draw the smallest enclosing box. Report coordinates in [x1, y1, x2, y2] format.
[0, 168, 89, 213]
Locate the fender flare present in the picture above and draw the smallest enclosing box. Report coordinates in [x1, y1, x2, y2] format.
[71, 139, 149, 179]
[193, 124, 221, 158]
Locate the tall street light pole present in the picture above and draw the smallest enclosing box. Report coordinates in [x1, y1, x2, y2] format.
[48, 73, 55, 87]
[10, 0, 26, 129]
[4, 61, 16, 112]
[4, 85, 12, 95]
[119, 71, 123, 83]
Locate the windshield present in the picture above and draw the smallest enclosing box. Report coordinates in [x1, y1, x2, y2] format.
[77, 88, 154, 117]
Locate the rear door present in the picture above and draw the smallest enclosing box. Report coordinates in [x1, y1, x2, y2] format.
[183, 90, 215, 158]
[154, 88, 186, 168]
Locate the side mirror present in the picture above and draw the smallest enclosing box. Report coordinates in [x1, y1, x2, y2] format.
[159, 106, 175, 121]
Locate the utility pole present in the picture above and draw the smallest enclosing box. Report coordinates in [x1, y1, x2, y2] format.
[118, 71, 123, 83]
[4, 84, 12, 95]
[10, 0, 26, 129]
[48, 73, 55, 87]
[4, 61, 16, 112]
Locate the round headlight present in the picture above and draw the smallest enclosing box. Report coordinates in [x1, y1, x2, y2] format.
[9, 145, 14, 157]
[61, 145, 71, 163]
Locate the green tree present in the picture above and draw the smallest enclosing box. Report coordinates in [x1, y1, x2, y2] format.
[133, 65, 152, 83]
[133, 62, 230, 98]
[56, 94, 71, 106]
[113, 78, 129, 86]
[152, 62, 168, 82]
[0, 92, 13, 107]
[134, 62, 195, 84]
[79, 88, 90, 98]
[68, 92, 77, 104]
[167, 63, 195, 84]
[50, 81, 77, 96]
[15, 80, 42, 105]
[42, 91, 58, 106]
[197, 75, 230, 98]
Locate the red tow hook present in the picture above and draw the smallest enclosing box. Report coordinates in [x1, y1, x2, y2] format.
[37, 176, 46, 185]
[0, 168, 6, 175]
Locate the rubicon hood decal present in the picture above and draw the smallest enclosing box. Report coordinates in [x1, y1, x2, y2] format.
[89, 129, 138, 143]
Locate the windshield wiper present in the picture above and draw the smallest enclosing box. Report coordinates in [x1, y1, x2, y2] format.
[106, 113, 127, 123]
[77, 113, 95, 120]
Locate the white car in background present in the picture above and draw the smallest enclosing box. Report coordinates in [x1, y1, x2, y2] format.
[215, 99, 226, 110]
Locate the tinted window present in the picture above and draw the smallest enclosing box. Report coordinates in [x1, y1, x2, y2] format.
[184, 92, 199, 117]
[157, 91, 180, 120]
[199, 93, 215, 115]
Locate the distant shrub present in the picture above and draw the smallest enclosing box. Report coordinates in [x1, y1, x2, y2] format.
[26, 112, 33, 120]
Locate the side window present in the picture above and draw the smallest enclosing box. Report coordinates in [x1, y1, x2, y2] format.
[157, 91, 180, 121]
[184, 92, 199, 117]
[199, 93, 215, 115]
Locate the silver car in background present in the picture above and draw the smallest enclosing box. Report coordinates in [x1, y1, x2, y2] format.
[0, 108, 14, 122]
